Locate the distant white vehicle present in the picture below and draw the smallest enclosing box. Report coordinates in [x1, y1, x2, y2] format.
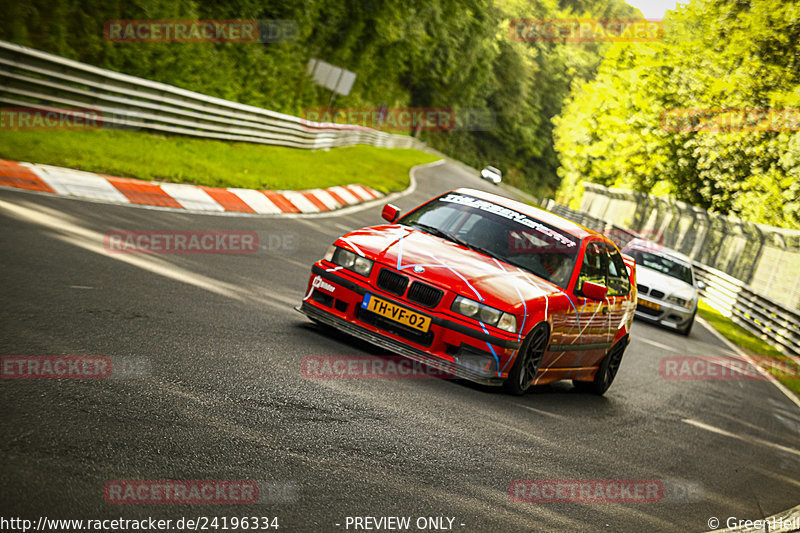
[622, 238, 703, 336]
[480, 166, 502, 184]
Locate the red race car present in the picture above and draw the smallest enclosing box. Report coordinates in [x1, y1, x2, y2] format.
[298, 189, 637, 395]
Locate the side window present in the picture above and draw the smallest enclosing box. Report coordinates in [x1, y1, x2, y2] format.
[606, 246, 631, 296]
[575, 241, 607, 296]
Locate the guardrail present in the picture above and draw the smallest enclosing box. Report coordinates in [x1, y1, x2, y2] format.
[542, 199, 800, 357]
[541, 199, 640, 249]
[580, 181, 800, 312]
[0, 39, 425, 151]
[693, 263, 800, 358]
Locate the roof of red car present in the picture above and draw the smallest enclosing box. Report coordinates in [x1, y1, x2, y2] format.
[453, 188, 597, 240]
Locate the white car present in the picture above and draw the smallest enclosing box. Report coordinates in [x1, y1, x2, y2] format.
[480, 166, 502, 184]
[622, 239, 702, 336]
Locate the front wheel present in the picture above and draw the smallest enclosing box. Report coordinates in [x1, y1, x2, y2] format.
[679, 312, 696, 336]
[503, 323, 549, 396]
[573, 337, 627, 395]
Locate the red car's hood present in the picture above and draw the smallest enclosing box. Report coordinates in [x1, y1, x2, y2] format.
[336, 225, 564, 310]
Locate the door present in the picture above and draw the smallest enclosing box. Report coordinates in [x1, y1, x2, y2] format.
[572, 240, 612, 368]
[604, 243, 633, 344]
[545, 240, 611, 372]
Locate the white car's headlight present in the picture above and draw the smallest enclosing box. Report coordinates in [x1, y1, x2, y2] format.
[667, 295, 693, 309]
[330, 246, 373, 277]
[451, 296, 517, 333]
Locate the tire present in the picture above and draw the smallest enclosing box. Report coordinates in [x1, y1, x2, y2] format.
[679, 312, 696, 336]
[503, 323, 549, 396]
[573, 337, 627, 395]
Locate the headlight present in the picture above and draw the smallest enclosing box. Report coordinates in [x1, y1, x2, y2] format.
[667, 295, 692, 308]
[451, 296, 517, 333]
[333, 247, 356, 268]
[353, 256, 373, 276]
[453, 296, 480, 317]
[479, 306, 502, 324]
[497, 312, 517, 333]
[331, 246, 373, 277]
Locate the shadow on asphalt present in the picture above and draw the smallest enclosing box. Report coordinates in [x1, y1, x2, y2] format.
[294, 319, 618, 412]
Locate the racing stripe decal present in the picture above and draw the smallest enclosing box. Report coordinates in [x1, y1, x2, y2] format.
[340, 237, 366, 257]
[478, 321, 502, 377]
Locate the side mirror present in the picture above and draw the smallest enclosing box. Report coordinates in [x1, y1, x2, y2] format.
[696, 280, 706, 291]
[581, 281, 608, 301]
[382, 203, 401, 223]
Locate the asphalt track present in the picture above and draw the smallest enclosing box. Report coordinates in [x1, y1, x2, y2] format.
[1, 161, 799, 532]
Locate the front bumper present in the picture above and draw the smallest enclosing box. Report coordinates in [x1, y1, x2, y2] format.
[634, 295, 695, 330]
[299, 263, 521, 386]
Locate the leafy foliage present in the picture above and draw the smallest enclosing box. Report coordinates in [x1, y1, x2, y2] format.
[554, 0, 800, 228]
[1, 0, 636, 198]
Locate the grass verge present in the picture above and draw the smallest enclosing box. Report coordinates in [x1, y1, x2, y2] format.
[0, 129, 439, 193]
[697, 300, 799, 395]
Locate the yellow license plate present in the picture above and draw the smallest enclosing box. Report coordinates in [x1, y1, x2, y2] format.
[638, 298, 661, 310]
[362, 294, 431, 333]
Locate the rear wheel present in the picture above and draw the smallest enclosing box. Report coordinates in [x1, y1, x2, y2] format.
[573, 337, 627, 395]
[503, 323, 549, 396]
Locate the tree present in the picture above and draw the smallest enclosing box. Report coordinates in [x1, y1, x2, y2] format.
[554, 0, 800, 228]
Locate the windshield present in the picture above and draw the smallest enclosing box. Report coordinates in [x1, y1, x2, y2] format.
[629, 249, 694, 285]
[397, 192, 579, 288]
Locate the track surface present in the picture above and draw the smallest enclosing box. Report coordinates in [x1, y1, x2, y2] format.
[1, 162, 799, 532]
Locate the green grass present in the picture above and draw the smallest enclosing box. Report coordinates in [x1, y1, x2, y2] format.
[697, 300, 800, 394]
[0, 129, 439, 193]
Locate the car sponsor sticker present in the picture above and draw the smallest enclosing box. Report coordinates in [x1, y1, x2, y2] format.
[439, 193, 576, 248]
[312, 276, 336, 293]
